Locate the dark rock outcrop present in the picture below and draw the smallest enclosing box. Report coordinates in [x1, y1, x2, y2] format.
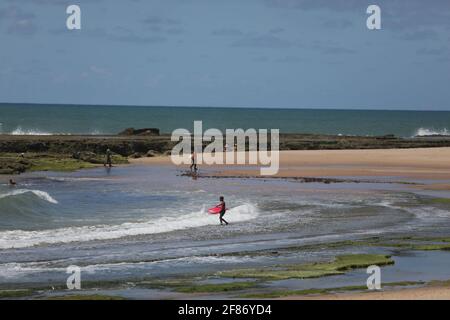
[72, 151, 105, 164]
[146, 150, 158, 157]
[118, 128, 160, 136]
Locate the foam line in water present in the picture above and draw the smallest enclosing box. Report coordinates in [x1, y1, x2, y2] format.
[414, 127, 450, 137]
[0, 203, 258, 249]
[0, 189, 58, 204]
[9, 127, 53, 135]
[8, 126, 102, 135]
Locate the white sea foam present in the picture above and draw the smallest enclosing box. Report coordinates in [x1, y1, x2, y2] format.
[0, 254, 255, 279]
[8, 127, 102, 135]
[0, 189, 58, 204]
[414, 127, 450, 137]
[0, 203, 258, 249]
[9, 127, 53, 135]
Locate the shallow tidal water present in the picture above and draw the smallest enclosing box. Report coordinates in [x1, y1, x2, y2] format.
[1, 165, 450, 296]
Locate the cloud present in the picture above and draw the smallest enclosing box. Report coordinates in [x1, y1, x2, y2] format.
[275, 55, 303, 63]
[417, 47, 448, 56]
[0, 6, 37, 36]
[231, 34, 292, 48]
[88, 65, 112, 77]
[269, 27, 285, 34]
[211, 28, 244, 36]
[50, 26, 167, 44]
[166, 28, 183, 35]
[108, 33, 166, 44]
[397, 29, 438, 41]
[142, 16, 183, 35]
[322, 19, 353, 29]
[7, 18, 37, 36]
[252, 56, 270, 62]
[143, 16, 180, 26]
[263, 0, 365, 12]
[263, 0, 450, 36]
[312, 41, 356, 55]
[6, 0, 103, 5]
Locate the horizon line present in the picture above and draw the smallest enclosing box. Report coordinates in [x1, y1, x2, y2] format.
[0, 101, 449, 112]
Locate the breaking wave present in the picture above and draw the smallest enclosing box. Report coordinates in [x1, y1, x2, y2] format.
[9, 127, 53, 135]
[7, 127, 103, 135]
[414, 128, 450, 137]
[0, 189, 58, 204]
[0, 203, 258, 249]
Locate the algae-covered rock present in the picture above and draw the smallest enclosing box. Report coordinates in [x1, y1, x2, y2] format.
[129, 152, 143, 159]
[0, 157, 31, 174]
[72, 151, 104, 164]
[219, 254, 394, 281]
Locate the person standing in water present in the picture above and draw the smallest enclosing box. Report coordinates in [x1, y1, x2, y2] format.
[218, 196, 228, 225]
[104, 149, 112, 168]
[190, 151, 197, 173]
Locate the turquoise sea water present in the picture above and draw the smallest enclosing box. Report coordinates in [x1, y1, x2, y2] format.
[1, 103, 450, 137]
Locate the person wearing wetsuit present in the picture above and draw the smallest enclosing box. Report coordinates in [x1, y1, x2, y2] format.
[190, 151, 197, 172]
[218, 196, 228, 225]
[105, 149, 112, 168]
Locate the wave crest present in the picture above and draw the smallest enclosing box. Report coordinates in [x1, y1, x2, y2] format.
[9, 127, 53, 135]
[7, 127, 103, 135]
[414, 128, 450, 137]
[0, 203, 258, 249]
[0, 189, 58, 204]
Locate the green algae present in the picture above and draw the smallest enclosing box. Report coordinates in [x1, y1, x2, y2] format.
[219, 254, 394, 281]
[30, 158, 97, 172]
[428, 198, 450, 205]
[174, 281, 260, 293]
[0, 289, 35, 299]
[0, 152, 129, 174]
[46, 294, 126, 300]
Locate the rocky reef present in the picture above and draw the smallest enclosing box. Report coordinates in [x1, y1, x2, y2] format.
[2, 132, 450, 174]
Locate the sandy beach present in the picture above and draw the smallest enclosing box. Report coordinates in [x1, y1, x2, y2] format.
[130, 147, 450, 181]
[285, 285, 450, 300]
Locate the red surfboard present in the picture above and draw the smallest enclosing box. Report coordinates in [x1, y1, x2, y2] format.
[207, 206, 228, 214]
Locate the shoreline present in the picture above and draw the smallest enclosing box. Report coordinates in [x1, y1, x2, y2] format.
[283, 284, 450, 300]
[130, 147, 450, 181]
[2, 133, 450, 176]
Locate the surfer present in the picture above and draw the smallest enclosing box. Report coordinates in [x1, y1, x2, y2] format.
[104, 149, 112, 168]
[218, 196, 228, 225]
[9, 179, 17, 186]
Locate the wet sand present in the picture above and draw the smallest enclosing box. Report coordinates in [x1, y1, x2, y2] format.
[285, 285, 450, 300]
[130, 147, 450, 180]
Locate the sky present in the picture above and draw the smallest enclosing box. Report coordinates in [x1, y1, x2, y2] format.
[0, 0, 449, 110]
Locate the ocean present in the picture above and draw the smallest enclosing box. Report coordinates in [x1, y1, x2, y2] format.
[2, 103, 450, 298]
[1, 165, 450, 288]
[1, 165, 450, 295]
[1, 103, 450, 137]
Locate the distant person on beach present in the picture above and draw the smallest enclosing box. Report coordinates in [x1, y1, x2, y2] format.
[9, 179, 16, 186]
[218, 196, 228, 225]
[190, 151, 197, 173]
[104, 149, 112, 168]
